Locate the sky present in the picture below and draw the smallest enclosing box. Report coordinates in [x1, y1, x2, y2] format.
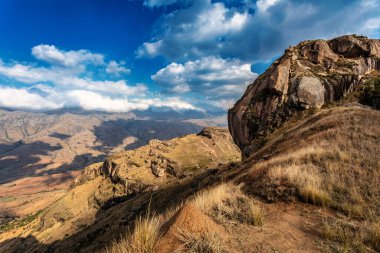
[0, 0, 379, 114]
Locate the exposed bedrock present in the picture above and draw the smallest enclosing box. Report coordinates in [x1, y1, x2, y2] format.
[228, 35, 380, 158]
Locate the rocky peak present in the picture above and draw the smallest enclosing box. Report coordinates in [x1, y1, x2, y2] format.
[228, 35, 380, 158]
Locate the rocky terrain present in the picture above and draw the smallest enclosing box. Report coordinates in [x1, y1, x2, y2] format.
[0, 35, 379, 253]
[0, 109, 203, 218]
[229, 34, 380, 157]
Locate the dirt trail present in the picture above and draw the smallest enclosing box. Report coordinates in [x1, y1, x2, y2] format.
[225, 202, 321, 253]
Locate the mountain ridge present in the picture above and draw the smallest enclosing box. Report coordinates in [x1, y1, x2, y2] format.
[1, 34, 379, 252]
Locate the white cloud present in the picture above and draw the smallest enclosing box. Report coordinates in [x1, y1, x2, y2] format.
[152, 56, 256, 96]
[256, 0, 281, 12]
[205, 98, 236, 110]
[360, 0, 379, 8]
[0, 87, 61, 110]
[0, 60, 144, 96]
[144, 97, 199, 111]
[0, 45, 200, 113]
[106, 60, 131, 76]
[137, 0, 380, 62]
[66, 90, 148, 112]
[136, 40, 163, 59]
[364, 17, 380, 31]
[32, 44, 104, 67]
[136, 1, 248, 59]
[0, 85, 199, 113]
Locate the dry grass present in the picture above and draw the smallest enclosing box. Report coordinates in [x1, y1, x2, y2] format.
[107, 212, 161, 253]
[243, 107, 380, 252]
[367, 222, 380, 252]
[192, 183, 232, 213]
[268, 163, 331, 206]
[321, 218, 380, 252]
[245, 107, 380, 214]
[174, 228, 225, 253]
[192, 183, 263, 226]
[247, 201, 263, 226]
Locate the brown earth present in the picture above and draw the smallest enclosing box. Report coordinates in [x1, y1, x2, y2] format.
[0, 127, 240, 252]
[154, 203, 225, 253]
[0, 109, 204, 218]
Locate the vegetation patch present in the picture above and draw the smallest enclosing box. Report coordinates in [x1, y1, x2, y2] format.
[107, 211, 161, 253]
[0, 210, 42, 233]
[192, 183, 263, 226]
[360, 77, 380, 109]
[321, 218, 380, 252]
[335, 59, 357, 69]
[175, 228, 225, 253]
[0, 196, 17, 202]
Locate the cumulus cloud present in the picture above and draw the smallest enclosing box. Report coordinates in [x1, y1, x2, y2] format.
[137, 0, 380, 62]
[152, 56, 256, 96]
[106, 60, 131, 76]
[256, 0, 281, 13]
[137, 0, 248, 60]
[364, 17, 380, 31]
[0, 85, 199, 113]
[0, 86, 61, 110]
[32, 44, 104, 67]
[0, 61, 144, 96]
[204, 98, 236, 110]
[0, 45, 199, 113]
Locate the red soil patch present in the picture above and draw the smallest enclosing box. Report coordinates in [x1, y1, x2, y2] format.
[155, 203, 224, 253]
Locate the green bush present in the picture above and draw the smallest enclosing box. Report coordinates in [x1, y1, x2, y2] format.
[361, 78, 380, 109]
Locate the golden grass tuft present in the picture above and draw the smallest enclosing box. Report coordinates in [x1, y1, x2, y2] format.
[192, 183, 263, 226]
[192, 183, 232, 214]
[321, 218, 380, 252]
[268, 164, 331, 206]
[107, 212, 161, 253]
[299, 184, 331, 206]
[367, 222, 380, 251]
[175, 228, 225, 253]
[247, 201, 263, 226]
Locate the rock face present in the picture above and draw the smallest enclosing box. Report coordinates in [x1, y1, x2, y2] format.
[228, 35, 380, 158]
[97, 127, 240, 194]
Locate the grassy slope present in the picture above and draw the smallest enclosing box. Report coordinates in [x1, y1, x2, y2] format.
[0, 128, 241, 252]
[238, 105, 380, 252]
[1, 106, 379, 252]
[110, 105, 380, 253]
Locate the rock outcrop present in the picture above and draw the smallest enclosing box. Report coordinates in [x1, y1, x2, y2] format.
[68, 127, 241, 198]
[228, 35, 380, 158]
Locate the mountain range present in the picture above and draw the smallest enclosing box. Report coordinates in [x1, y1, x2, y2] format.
[0, 35, 379, 253]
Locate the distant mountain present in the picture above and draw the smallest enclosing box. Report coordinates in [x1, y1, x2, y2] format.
[0, 108, 203, 217]
[2, 35, 379, 253]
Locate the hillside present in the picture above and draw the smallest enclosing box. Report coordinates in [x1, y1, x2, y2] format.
[229, 34, 380, 158]
[0, 127, 241, 252]
[0, 109, 203, 219]
[0, 35, 379, 253]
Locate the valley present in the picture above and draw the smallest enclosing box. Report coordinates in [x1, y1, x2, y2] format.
[0, 109, 203, 218]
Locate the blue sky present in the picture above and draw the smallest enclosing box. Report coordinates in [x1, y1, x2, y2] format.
[0, 0, 379, 114]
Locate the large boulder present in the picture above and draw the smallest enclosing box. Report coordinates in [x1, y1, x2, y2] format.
[289, 76, 325, 109]
[228, 35, 380, 158]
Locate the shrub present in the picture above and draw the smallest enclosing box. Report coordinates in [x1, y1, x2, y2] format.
[108, 212, 160, 253]
[192, 183, 263, 226]
[175, 228, 225, 253]
[361, 78, 380, 109]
